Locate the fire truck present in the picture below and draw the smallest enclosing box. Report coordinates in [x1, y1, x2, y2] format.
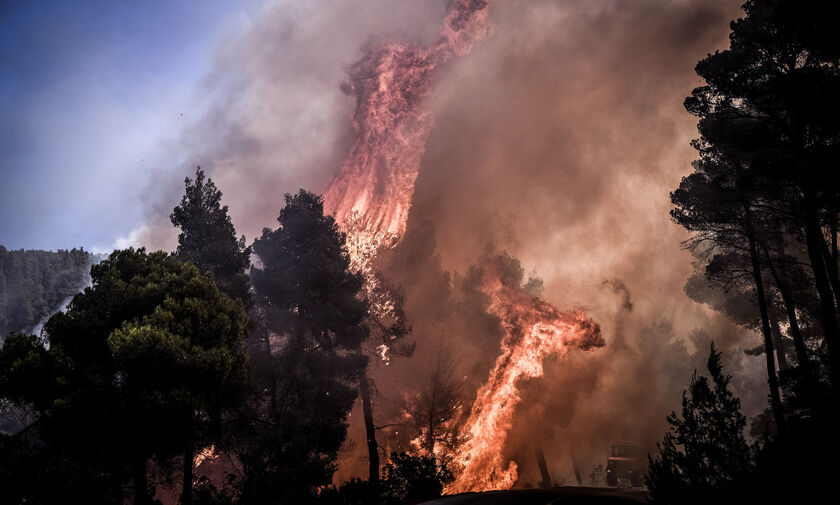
[605, 441, 646, 487]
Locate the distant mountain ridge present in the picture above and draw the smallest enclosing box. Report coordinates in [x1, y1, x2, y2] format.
[0, 246, 97, 341]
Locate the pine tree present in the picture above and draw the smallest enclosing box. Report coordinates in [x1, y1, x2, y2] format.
[170, 167, 251, 307]
[242, 190, 368, 503]
[0, 249, 248, 505]
[647, 343, 752, 504]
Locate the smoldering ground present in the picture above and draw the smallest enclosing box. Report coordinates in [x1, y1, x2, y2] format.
[128, 0, 772, 487]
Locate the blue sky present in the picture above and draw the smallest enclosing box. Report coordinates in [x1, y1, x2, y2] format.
[0, 0, 257, 251]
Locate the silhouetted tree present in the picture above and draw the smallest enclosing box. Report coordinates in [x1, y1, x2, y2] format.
[682, 0, 840, 389]
[0, 249, 248, 505]
[358, 279, 412, 488]
[341, 213, 416, 487]
[243, 190, 368, 503]
[647, 344, 752, 504]
[407, 342, 463, 458]
[380, 452, 453, 505]
[171, 167, 251, 308]
[170, 167, 252, 504]
[671, 149, 787, 431]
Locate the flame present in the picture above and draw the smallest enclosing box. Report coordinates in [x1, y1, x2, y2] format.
[444, 267, 603, 493]
[323, 0, 490, 322]
[194, 444, 218, 468]
[320, 0, 605, 493]
[323, 0, 490, 243]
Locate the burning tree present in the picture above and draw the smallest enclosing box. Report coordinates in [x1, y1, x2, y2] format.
[315, 0, 606, 492]
[320, 0, 494, 488]
[407, 341, 464, 459]
[443, 256, 603, 493]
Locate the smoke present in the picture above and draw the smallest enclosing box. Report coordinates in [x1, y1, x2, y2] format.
[125, 0, 772, 488]
[604, 280, 633, 313]
[406, 0, 770, 487]
[124, 0, 448, 250]
[349, 0, 765, 487]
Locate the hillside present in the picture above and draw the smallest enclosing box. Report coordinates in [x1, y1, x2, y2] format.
[0, 246, 94, 340]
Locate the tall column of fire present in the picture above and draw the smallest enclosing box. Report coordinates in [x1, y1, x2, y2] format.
[321, 0, 604, 493]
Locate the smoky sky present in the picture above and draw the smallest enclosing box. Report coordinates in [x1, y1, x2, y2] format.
[126, 0, 772, 486]
[399, 0, 766, 484]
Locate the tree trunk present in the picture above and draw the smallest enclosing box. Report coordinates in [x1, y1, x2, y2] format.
[425, 411, 437, 456]
[770, 316, 790, 371]
[745, 206, 787, 432]
[767, 261, 811, 370]
[182, 432, 193, 505]
[263, 328, 277, 416]
[804, 199, 840, 386]
[425, 372, 438, 456]
[534, 446, 552, 488]
[359, 368, 379, 485]
[569, 445, 584, 486]
[820, 239, 840, 321]
[134, 453, 149, 505]
[832, 212, 838, 265]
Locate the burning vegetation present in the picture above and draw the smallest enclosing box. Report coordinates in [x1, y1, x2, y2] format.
[321, 0, 604, 493]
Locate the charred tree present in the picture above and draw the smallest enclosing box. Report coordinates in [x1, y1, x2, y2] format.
[408, 340, 462, 459]
[570, 445, 584, 487]
[820, 237, 840, 328]
[360, 369, 380, 486]
[534, 446, 552, 488]
[358, 282, 414, 485]
[769, 316, 789, 371]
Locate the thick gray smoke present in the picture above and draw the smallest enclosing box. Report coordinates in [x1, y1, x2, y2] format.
[130, 0, 771, 487]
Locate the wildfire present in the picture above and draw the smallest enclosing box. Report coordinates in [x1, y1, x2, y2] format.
[323, 0, 490, 320]
[444, 266, 603, 493]
[194, 444, 218, 468]
[323, 0, 490, 244]
[321, 0, 604, 494]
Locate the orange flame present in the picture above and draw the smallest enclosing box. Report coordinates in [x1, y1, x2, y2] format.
[323, 0, 489, 242]
[444, 266, 603, 493]
[321, 0, 605, 493]
[323, 0, 491, 320]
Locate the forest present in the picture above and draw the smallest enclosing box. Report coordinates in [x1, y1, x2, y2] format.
[0, 247, 94, 340]
[1, 0, 840, 504]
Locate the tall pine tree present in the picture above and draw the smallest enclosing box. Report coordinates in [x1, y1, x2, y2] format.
[170, 167, 251, 307]
[243, 190, 368, 503]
